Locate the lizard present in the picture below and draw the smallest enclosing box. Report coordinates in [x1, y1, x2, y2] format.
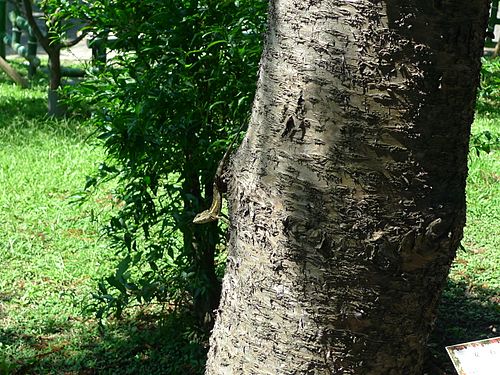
[193, 130, 241, 224]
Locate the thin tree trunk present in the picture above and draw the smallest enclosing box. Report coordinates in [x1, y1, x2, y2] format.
[48, 49, 65, 116]
[206, 1, 490, 374]
[182, 147, 221, 330]
[48, 50, 62, 91]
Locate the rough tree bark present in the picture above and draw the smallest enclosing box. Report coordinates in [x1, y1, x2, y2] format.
[206, 0, 490, 374]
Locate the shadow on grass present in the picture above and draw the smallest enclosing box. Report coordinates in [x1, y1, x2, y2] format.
[0, 89, 47, 126]
[0, 79, 91, 145]
[0, 309, 207, 375]
[426, 279, 500, 374]
[0, 59, 51, 128]
[1, 280, 498, 375]
[476, 98, 500, 119]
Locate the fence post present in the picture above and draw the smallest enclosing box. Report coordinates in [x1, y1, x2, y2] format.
[11, 12, 21, 47]
[0, 0, 6, 58]
[88, 32, 107, 65]
[27, 27, 37, 77]
[487, 0, 500, 48]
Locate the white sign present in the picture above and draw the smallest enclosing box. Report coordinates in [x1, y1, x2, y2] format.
[446, 337, 500, 375]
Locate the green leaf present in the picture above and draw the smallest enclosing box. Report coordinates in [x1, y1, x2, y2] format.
[84, 176, 97, 190]
[106, 276, 126, 294]
[117, 255, 131, 277]
[207, 40, 227, 49]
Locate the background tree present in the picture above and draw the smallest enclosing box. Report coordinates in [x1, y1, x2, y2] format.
[68, 0, 267, 329]
[206, 0, 491, 373]
[16, 0, 87, 115]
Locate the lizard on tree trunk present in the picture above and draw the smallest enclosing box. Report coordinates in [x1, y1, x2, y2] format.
[193, 128, 243, 224]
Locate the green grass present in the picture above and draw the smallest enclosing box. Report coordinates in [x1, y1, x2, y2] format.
[460, 117, 500, 289]
[0, 64, 206, 374]
[0, 66, 110, 373]
[0, 60, 498, 374]
[429, 115, 500, 373]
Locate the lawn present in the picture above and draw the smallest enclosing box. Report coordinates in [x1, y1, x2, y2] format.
[428, 114, 500, 373]
[0, 61, 498, 374]
[0, 65, 206, 374]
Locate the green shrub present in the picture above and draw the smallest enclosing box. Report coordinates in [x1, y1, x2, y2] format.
[477, 57, 500, 115]
[67, 0, 268, 326]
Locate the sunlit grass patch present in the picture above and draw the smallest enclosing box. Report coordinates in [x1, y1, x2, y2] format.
[429, 113, 500, 373]
[456, 116, 500, 290]
[0, 79, 115, 373]
[0, 78, 205, 374]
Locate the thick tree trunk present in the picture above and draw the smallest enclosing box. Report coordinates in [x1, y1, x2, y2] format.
[206, 1, 490, 374]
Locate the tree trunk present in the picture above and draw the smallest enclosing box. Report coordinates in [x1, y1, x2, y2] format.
[48, 49, 65, 117]
[206, 1, 490, 374]
[182, 147, 221, 331]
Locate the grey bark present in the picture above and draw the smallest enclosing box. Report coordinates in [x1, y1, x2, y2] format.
[206, 0, 490, 374]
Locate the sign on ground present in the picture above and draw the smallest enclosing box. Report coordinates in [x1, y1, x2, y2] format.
[446, 337, 500, 375]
